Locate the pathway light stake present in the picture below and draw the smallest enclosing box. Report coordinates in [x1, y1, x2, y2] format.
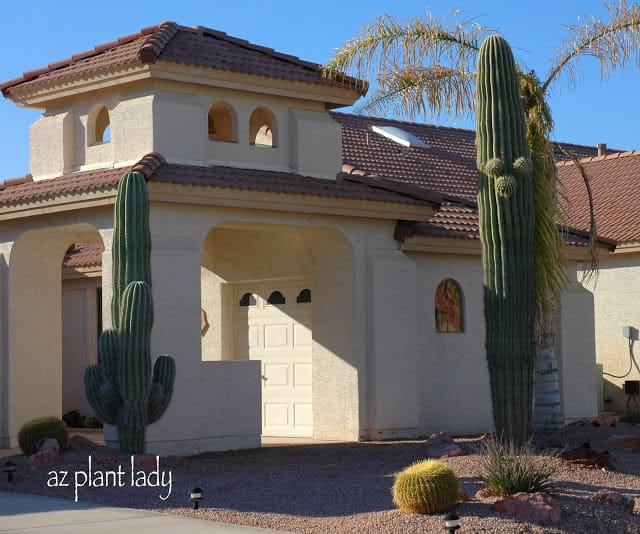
[3, 461, 16, 482]
[444, 512, 461, 533]
[191, 486, 203, 510]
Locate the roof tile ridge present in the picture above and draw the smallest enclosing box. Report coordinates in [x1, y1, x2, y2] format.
[192, 24, 316, 69]
[131, 152, 167, 179]
[331, 111, 475, 135]
[340, 164, 443, 206]
[0, 174, 33, 191]
[556, 149, 640, 167]
[138, 21, 180, 63]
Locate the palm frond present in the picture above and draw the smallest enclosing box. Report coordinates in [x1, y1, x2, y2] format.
[544, 0, 640, 92]
[356, 65, 475, 120]
[520, 71, 569, 336]
[324, 11, 489, 117]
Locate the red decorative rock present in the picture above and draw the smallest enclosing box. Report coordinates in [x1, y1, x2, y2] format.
[424, 432, 467, 458]
[605, 435, 640, 452]
[560, 445, 616, 469]
[29, 447, 61, 469]
[133, 454, 158, 469]
[493, 492, 562, 525]
[592, 414, 619, 426]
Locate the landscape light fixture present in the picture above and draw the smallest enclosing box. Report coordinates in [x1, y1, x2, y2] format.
[444, 512, 461, 533]
[3, 461, 16, 482]
[190, 486, 203, 510]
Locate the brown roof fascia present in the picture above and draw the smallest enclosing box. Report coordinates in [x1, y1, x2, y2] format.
[340, 164, 443, 207]
[559, 224, 617, 251]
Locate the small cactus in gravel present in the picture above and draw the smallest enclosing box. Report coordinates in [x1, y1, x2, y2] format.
[392, 459, 460, 514]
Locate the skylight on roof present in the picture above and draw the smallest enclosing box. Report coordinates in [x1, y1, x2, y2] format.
[371, 125, 429, 149]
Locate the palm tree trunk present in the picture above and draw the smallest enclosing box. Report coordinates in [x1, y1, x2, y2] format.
[533, 306, 564, 433]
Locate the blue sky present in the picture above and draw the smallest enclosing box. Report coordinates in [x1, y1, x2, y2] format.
[1, 0, 639, 178]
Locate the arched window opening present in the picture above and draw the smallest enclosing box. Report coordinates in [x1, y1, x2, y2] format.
[296, 289, 311, 304]
[239, 292, 256, 307]
[208, 101, 236, 142]
[267, 291, 285, 305]
[249, 107, 276, 147]
[90, 106, 111, 145]
[435, 279, 463, 333]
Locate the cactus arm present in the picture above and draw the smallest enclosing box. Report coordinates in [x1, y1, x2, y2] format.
[147, 355, 176, 424]
[84, 365, 121, 425]
[118, 282, 153, 402]
[98, 329, 120, 387]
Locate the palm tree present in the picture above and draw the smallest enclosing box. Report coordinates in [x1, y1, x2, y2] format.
[325, 1, 640, 435]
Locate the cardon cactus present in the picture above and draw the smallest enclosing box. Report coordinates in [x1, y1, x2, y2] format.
[18, 415, 69, 455]
[84, 171, 175, 454]
[392, 459, 460, 514]
[476, 35, 536, 444]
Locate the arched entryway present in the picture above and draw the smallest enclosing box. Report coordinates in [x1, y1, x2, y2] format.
[5, 223, 104, 444]
[200, 222, 359, 441]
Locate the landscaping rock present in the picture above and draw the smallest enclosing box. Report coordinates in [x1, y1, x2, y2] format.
[424, 432, 466, 458]
[493, 492, 562, 525]
[560, 443, 616, 469]
[68, 434, 96, 450]
[36, 438, 60, 454]
[28, 447, 61, 469]
[595, 490, 635, 512]
[592, 414, 619, 426]
[475, 488, 494, 501]
[605, 435, 640, 452]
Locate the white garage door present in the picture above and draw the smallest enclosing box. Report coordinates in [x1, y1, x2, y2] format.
[234, 281, 312, 437]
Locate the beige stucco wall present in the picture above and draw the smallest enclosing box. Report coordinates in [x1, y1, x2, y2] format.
[28, 84, 342, 180]
[362, 248, 420, 438]
[412, 252, 494, 436]
[581, 252, 640, 413]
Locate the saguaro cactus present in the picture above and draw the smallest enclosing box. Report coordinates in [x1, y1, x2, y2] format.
[84, 171, 175, 454]
[476, 35, 536, 444]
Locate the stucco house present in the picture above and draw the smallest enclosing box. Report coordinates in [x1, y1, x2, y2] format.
[0, 22, 609, 454]
[558, 151, 640, 413]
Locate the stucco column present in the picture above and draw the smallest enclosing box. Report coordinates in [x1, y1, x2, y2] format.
[309, 229, 360, 440]
[0, 245, 9, 445]
[364, 248, 420, 439]
[558, 278, 599, 422]
[143, 230, 204, 455]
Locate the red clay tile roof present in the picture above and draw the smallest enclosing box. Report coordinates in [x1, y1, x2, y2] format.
[1, 22, 364, 98]
[332, 112, 618, 204]
[334, 112, 616, 248]
[64, 243, 104, 268]
[0, 152, 435, 209]
[558, 150, 640, 244]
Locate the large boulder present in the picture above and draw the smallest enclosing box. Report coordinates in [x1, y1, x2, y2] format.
[493, 492, 562, 525]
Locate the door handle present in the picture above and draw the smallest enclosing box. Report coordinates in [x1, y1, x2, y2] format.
[261, 374, 268, 381]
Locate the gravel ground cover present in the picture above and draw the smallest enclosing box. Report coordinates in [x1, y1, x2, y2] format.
[2, 422, 640, 532]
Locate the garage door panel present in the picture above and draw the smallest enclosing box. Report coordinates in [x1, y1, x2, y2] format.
[264, 324, 289, 348]
[264, 403, 290, 427]
[293, 323, 312, 347]
[263, 362, 290, 387]
[235, 281, 312, 437]
[293, 362, 312, 387]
